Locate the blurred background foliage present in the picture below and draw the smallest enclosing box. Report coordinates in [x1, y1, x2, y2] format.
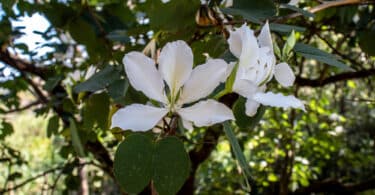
[0, 0, 375, 194]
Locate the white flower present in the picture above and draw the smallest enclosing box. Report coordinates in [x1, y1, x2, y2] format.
[111, 40, 234, 131]
[227, 23, 305, 116]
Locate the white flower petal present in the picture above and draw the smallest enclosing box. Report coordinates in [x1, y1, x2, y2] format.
[123, 52, 167, 103]
[233, 76, 258, 98]
[179, 59, 229, 104]
[228, 24, 259, 69]
[258, 21, 273, 53]
[245, 98, 261, 117]
[158, 40, 193, 97]
[111, 104, 168, 131]
[274, 62, 295, 87]
[182, 119, 194, 131]
[253, 92, 305, 111]
[177, 99, 234, 127]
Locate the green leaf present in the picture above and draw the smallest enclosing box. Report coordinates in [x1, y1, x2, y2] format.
[47, 115, 60, 138]
[108, 79, 129, 104]
[0, 120, 14, 140]
[222, 0, 276, 23]
[359, 29, 375, 56]
[282, 30, 296, 60]
[114, 134, 154, 194]
[269, 23, 305, 33]
[83, 93, 110, 130]
[223, 122, 252, 191]
[69, 118, 85, 157]
[153, 136, 190, 195]
[74, 66, 120, 93]
[44, 76, 63, 92]
[233, 97, 266, 129]
[281, 4, 315, 18]
[294, 43, 353, 70]
[143, 0, 200, 31]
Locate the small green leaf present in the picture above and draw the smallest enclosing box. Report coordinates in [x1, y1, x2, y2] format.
[153, 136, 190, 195]
[47, 115, 60, 138]
[74, 66, 120, 93]
[69, 118, 85, 157]
[282, 30, 296, 60]
[294, 43, 353, 70]
[114, 134, 154, 194]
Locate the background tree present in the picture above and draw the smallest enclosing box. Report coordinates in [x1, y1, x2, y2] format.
[0, 0, 375, 194]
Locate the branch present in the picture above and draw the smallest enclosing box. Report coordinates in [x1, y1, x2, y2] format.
[2, 101, 41, 114]
[296, 69, 375, 87]
[0, 48, 48, 79]
[292, 177, 375, 194]
[276, 0, 375, 22]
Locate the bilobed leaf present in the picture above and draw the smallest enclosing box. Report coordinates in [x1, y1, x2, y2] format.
[233, 97, 266, 129]
[222, 0, 276, 23]
[153, 136, 190, 195]
[74, 66, 120, 93]
[47, 115, 60, 138]
[114, 134, 154, 194]
[294, 43, 352, 70]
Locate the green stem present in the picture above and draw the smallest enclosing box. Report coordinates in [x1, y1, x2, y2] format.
[223, 121, 252, 192]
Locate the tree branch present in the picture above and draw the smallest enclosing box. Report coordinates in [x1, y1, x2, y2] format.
[296, 69, 375, 87]
[275, 0, 375, 22]
[0, 48, 48, 79]
[2, 101, 41, 114]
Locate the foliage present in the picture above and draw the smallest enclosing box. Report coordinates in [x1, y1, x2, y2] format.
[0, 0, 375, 194]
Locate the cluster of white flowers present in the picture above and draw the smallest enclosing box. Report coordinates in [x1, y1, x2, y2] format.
[111, 23, 305, 132]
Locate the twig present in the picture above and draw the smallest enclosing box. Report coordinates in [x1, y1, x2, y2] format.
[2, 101, 41, 114]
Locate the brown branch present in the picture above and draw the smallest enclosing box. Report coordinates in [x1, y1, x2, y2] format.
[2, 101, 42, 114]
[0, 48, 48, 79]
[275, 0, 375, 22]
[296, 68, 375, 87]
[292, 177, 375, 194]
